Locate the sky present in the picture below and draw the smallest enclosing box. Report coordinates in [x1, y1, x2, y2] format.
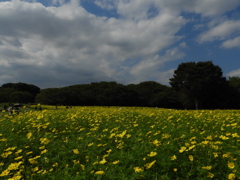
[0, 0, 240, 89]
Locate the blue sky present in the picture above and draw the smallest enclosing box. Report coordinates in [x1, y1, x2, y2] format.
[0, 0, 240, 88]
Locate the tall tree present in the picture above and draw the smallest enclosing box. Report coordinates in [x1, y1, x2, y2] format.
[2, 82, 40, 96]
[227, 76, 240, 108]
[169, 61, 228, 109]
[0, 87, 16, 103]
[10, 91, 33, 103]
[228, 76, 240, 91]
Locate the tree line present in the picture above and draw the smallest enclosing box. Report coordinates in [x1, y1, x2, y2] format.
[1, 61, 240, 109]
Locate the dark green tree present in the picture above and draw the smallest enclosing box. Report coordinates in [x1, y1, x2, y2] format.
[10, 91, 34, 103]
[0, 87, 17, 103]
[228, 76, 240, 91]
[226, 76, 240, 108]
[2, 82, 40, 96]
[127, 81, 180, 108]
[35, 88, 61, 105]
[169, 61, 228, 109]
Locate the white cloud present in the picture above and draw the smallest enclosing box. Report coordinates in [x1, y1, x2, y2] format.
[221, 36, 240, 48]
[198, 20, 240, 43]
[183, 0, 240, 17]
[227, 69, 240, 77]
[95, 0, 240, 17]
[0, 0, 188, 87]
[0, 0, 240, 88]
[129, 45, 185, 83]
[94, 0, 118, 10]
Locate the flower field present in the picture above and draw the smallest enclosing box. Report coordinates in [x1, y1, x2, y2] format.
[0, 107, 240, 179]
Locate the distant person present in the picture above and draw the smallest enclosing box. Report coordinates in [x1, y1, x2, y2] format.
[8, 105, 19, 116]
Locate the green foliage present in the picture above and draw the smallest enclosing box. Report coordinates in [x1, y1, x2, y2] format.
[0, 87, 17, 102]
[0, 82, 40, 103]
[35, 81, 179, 108]
[2, 61, 240, 109]
[10, 91, 34, 104]
[229, 76, 240, 91]
[0, 107, 240, 179]
[170, 61, 228, 109]
[2, 82, 40, 96]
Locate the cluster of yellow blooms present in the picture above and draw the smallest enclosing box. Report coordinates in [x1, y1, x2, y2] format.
[0, 107, 240, 179]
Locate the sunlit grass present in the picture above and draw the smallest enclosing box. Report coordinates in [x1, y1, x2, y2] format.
[0, 107, 240, 179]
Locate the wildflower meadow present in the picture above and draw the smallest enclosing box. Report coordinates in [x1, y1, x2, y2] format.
[0, 106, 240, 179]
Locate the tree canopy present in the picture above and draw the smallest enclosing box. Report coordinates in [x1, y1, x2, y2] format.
[0, 82, 40, 104]
[1, 61, 240, 109]
[169, 61, 228, 109]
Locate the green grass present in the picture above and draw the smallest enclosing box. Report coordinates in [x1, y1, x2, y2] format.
[0, 107, 240, 179]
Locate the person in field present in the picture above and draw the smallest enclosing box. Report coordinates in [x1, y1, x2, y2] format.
[8, 105, 19, 116]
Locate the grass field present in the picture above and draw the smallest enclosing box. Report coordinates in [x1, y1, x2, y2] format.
[0, 106, 240, 179]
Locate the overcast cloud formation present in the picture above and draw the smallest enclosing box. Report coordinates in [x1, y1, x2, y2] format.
[0, 0, 240, 88]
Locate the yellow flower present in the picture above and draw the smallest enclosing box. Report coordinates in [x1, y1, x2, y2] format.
[188, 145, 195, 150]
[28, 158, 37, 164]
[201, 140, 209, 145]
[228, 173, 235, 180]
[14, 156, 23, 160]
[0, 169, 9, 177]
[41, 149, 48, 154]
[228, 162, 235, 169]
[202, 166, 212, 170]
[5, 147, 16, 151]
[1, 151, 12, 158]
[211, 145, 219, 150]
[39, 146, 45, 150]
[112, 160, 119, 164]
[53, 162, 58, 167]
[80, 164, 85, 171]
[145, 160, 156, 169]
[34, 155, 41, 159]
[95, 170, 105, 175]
[73, 160, 80, 165]
[26, 132, 32, 139]
[189, 155, 193, 161]
[179, 146, 187, 153]
[28, 158, 38, 164]
[8, 175, 22, 180]
[118, 130, 127, 138]
[219, 135, 229, 140]
[134, 167, 144, 173]
[171, 155, 177, 160]
[88, 142, 94, 146]
[7, 162, 23, 171]
[147, 152, 157, 157]
[15, 149, 22, 156]
[73, 149, 79, 154]
[223, 154, 230, 158]
[173, 168, 177, 172]
[32, 167, 39, 172]
[40, 138, 50, 145]
[99, 158, 107, 164]
[152, 139, 161, 146]
[207, 172, 214, 178]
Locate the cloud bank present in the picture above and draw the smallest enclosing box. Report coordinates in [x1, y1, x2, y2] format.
[0, 0, 240, 88]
